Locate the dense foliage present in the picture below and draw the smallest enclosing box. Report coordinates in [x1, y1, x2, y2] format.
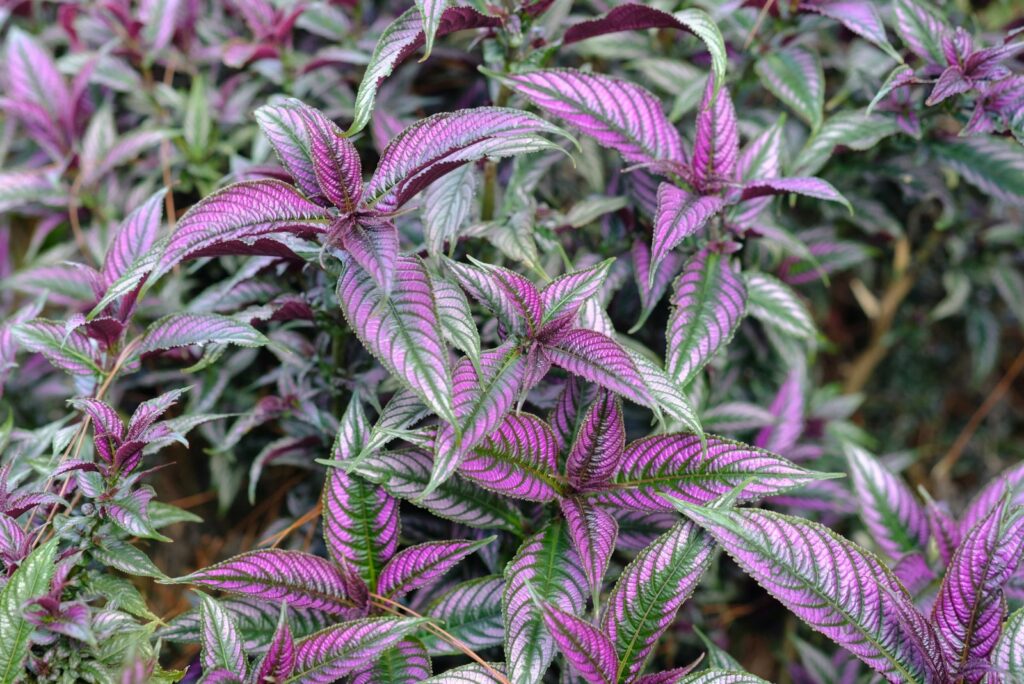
[1, 1, 1023, 682]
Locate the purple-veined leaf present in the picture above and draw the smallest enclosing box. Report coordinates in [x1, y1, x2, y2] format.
[0, 538, 59, 684]
[197, 669, 242, 683]
[755, 46, 825, 130]
[10, 320, 100, 376]
[153, 180, 332, 281]
[3, 28, 70, 153]
[931, 138, 1024, 206]
[459, 413, 561, 502]
[138, 313, 267, 356]
[958, 462, 1024, 536]
[627, 348, 703, 436]
[549, 377, 601, 457]
[365, 108, 568, 213]
[423, 163, 477, 256]
[932, 499, 1024, 679]
[377, 537, 495, 600]
[544, 329, 653, 407]
[199, 594, 247, 677]
[744, 272, 816, 339]
[562, 5, 727, 85]
[534, 597, 617, 684]
[430, 273, 482, 371]
[255, 99, 329, 204]
[106, 486, 168, 541]
[692, 75, 739, 192]
[176, 550, 352, 615]
[560, 497, 618, 605]
[540, 260, 613, 327]
[666, 250, 746, 386]
[502, 69, 684, 167]
[288, 617, 428, 683]
[161, 597, 332, 652]
[322, 463, 399, 588]
[845, 445, 928, 559]
[651, 184, 724, 282]
[339, 218, 400, 294]
[566, 390, 624, 491]
[630, 239, 683, 334]
[348, 7, 501, 135]
[446, 258, 542, 337]
[660, 671, 770, 684]
[674, 504, 939, 683]
[598, 433, 828, 511]
[0, 168, 63, 213]
[422, 662, 508, 683]
[102, 190, 166, 287]
[893, 0, 950, 65]
[738, 118, 785, 183]
[68, 398, 123, 441]
[81, 128, 170, 187]
[251, 604, 295, 683]
[359, 388, 430, 459]
[299, 103, 362, 213]
[352, 450, 524, 533]
[350, 637, 432, 684]
[140, 0, 183, 52]
[423, 577, 505, 655]
[991, 607, 1024, 679]
[800, 0, 899, 60]
[601, 520, 714, 682]
[431, 343, 525, 496]
[503, 521, 588, 684]
[739, 177, 851, 211]
[336, 255, 456, 426]
[754, 370, 805, 456]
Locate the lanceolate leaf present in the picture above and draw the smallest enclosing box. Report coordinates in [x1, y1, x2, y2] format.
[692, 76, 739, 191]
[601, 521, 713, 681]
[666, 671, 771, 684]
[738, 178, 850, 211]
[651, 185, 724, 281]
[503, 521, 588, 684]
[287, 617, 428, 684]
[459, 413, 561, 502]
[161, 598, 331, 651]
[931, 137, 1024, 206]
[991, 607, 1024, 679]
[102, 190, 166, 286]
[540, 260, 613, 327]
[893, 0, 950, 65]
[300, 105, 363, 213]
[446, 259, 542, 337]
[744, 272, 816, 339]
[601, 433, 827, 511]
[423, 164, 477, 256]
[177, 550, 352, 615]
[932, 500, 1024, 676]
[377, 537, 495, 599]
[666, 250, 746, 386]
[365, 108, 568, 213]
[566, 390, 625, 491]
[535, 599, 617, 684]
[11, 320, 100, 376]
[544, 329, 653, 407]
[252, 605, 295, 683]
[322, 468, 399, 589]
[0, 538, 58, 684]
[560, 497, 618, 603]
[674, 505, 936, 683]
[255, 99, 328, 204]
[846, 445, 928, 559]
[348, 7, 500, 135]
[755, 47, 825, 130]
[199, 594, 247, 677]
[138, 313, 267, 355]
[350, 638, 432, 684]
[430, 273, 482, 371]
[354, 450, 524, 533]
[800, 0, 899, 61]
[424, 577, 505, 655]
[503, 69, 685, 167]
[337, 255, 456, 427]
[628, 350, 703, 436]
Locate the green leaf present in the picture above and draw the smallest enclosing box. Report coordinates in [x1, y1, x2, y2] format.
[791, 111, 898, 177]
[744, 272, 816, 339]
[91, 539, 169, 579]
[755, 46, 824, 130]
[0, 538, 59, 684]
[672, 10, 728, 88]
[931, 137, 1024, 206]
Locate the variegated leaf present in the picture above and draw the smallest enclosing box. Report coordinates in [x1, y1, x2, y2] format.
[566, 390, 625, 491]
[350, 637, 431, 684]
[755, 46, 825, 130]
[377, 537, 495, 599]
[199, 594, 247, 677]
[744, 272, 816, 339]
[692, 75, 739, 191]
[846, 445, 928, 559]
[287, 617, 428, 683]
[459, 413, 561, 502]
[138, 313, 267, 356]
[544, 329, 653, 407]
[651, 184, 724, 283]
[424, 577, 505, 655]
[560, 497, 618, 603]
[535, 598, 617, 684]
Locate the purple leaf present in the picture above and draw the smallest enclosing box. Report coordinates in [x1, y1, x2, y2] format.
[692, 75, 739, 192]
[377, 538, 495, 600]
[666, 250, 746, 386]
[3, 28, 71, 156]
[154, 180, 332, 281]
[601, 520, 714, 682]
[291, 617, 428, 683]
[11, 320, 100, 376]
[298, 103, 363, 213]
[893, 0, 950, 65]
[70, 398, 124, 441]
[958, 462, 1024, 536]
[503, 69, 685, 168]
[560, 497, 618, 603]
[655, 672, 770, 683]
[336, 255, 456, 427]
[431, 343, 525, 495]
[799, 0, 898, 58]
[422, 662, 508, 683]
[160, 597, 332, 652]
[675, 504, 939, 683]
[199, 594, 247, 677]
[255, 100, 330, 205]
[503, 521, 588, 684]
[350, 637, 432, 684]
[651, 184, 724, 281]
[102, 190, 166, 288]
[459, 413, 561, 502]
[926, 500, 960, 568]
[446, 259, 542, 338]
[600, 433, 827, 511]
[754, 370, 805, 456]
[630, 240, 683, 334]
[544, 329, 653, 407]
[845, 445, 929, 559]
[138, 313, 267, 355]
[549, 377, 598, 455]
[322, 466, 399, 588]
[932, 499, 1024, 679]
[424, 577, 505, 655]
[566, 390, 625, 491]
[177, 550, 352, 615]
[754, 46, 825, 130]
[534, 598, 617, 684]
[540, 260, 614, 328]
[348, 7, 501, 135]
[251, 605, 295, 683]
[365, 108, 567, 214]
[739, 178, 851, 211]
